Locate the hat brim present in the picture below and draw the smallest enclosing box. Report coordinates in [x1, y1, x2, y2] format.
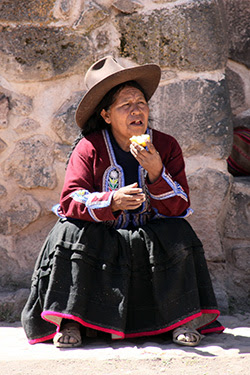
[75, 64, 161, 129]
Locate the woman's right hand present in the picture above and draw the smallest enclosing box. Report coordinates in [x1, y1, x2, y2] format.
[111, 182, 146, 212]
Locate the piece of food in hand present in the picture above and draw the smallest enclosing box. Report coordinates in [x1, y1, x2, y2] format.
[130, 134, 150, 147]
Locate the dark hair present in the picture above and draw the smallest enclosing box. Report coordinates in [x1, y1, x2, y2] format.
[66, 80, 147, 167]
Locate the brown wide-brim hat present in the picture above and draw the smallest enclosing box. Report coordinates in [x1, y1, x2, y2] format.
[75, 56, 161, 129]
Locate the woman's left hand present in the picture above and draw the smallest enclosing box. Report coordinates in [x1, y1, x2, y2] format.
[130, 141, 163, 183]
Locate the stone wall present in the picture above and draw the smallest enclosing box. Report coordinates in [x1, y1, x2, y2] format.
[0, 0, 249, 320]
[221, 0, 250, 311]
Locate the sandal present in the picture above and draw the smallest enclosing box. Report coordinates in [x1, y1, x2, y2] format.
[172, 326, 204, 347]
[53, 322, 82, 348]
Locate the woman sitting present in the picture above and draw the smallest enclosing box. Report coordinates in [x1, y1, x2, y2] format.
[22, 56, 224, 348]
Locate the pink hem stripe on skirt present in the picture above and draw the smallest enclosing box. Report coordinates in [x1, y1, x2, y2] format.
[41, 311, 126, 338]
[42, 311, 207, 339]
[124, 312, 203, 338]
[200, 326, 225, 334]
[28, 308, 223, 344]
[29, 332, 56, 345]
[199, 309, 220, 329]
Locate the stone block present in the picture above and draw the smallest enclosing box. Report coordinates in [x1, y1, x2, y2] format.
[0, 246, 20, 288]
[231, 245, 250, 271]
[14, 118, 40, 134]
[224, 240, 250, 312]
[2, 135, 57, 189]
[150, 78, 233, 159]
[0, 289, 30, 322]
[1, 88, 33, 117]
[233, 109, 250, 130]
[0, 185, 7, 198]
[207, 262, 229, 313]
[187, 169, 231, 261]
[0, 0, 56, 23]
[224, 177, 250, 240]
[13, 215, 57, 283]
[94, 30, 110, 50]
[58, 0, 71, 14]
[225, 67, 246, 113]
[152, 0, 176, 2]
[0, 215, 56, 290]
[0, 94, 9, 128]
[118, 0, 228, 71]
[73, 2, 110, 32]
[51, 91, 83, 145]
[0, 194, 41, 235]
[223, 0, 250, 68]
[112, 0, 143, 14]
[53, 0, 75, 20]
[0, 26, 92, 81]
[9, 94, 33, 116]
[0, 138, 7, 154]
[54, 143, 72, 163]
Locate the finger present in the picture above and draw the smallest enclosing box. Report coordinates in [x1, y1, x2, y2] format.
[130, 143, 144, 154]
[121, 186, 143, 195]
[124, 187, 144, 194]
[130, 147, 146, 162]
[130, 141, 144, 149]
[147, 142, 158, 155]
[125, 193, 145, 201]
[120, 195, 144, 205]
[126, 182, 138, 188]
[130, 147, 137, 159]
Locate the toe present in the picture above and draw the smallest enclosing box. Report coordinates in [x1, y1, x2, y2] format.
[177, 333, 195, 343]
[59, 334, 69, 344]
[69, 336, 78, 344]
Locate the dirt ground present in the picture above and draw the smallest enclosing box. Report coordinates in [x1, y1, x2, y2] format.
[0, 313, 250, 375]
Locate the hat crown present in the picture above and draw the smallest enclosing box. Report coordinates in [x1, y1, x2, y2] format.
[84, 56, 124, 90]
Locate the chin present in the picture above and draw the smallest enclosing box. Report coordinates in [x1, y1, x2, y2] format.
[129, 127, 147, 136]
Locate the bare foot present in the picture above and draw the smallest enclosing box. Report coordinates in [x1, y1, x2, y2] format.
[172, 325, 204, 347]
[53, 322, 82, 348]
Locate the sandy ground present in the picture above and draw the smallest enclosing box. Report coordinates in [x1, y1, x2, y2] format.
[0, 314, 250, 375]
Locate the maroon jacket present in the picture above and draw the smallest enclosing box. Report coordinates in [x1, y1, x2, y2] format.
[58, 128, 192, 228]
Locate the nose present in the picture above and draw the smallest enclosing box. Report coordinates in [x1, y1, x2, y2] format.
[131, 103, 141, 115]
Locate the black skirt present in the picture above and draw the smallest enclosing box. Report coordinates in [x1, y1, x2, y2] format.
[21, 217, 223, 344]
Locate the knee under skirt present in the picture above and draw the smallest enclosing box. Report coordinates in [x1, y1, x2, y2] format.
[21, 217, 224, 344]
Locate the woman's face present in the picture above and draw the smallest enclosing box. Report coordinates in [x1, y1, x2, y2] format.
[101, 86, 149, 151]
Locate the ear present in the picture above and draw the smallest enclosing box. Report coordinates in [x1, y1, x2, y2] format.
[100, 109, 111, 124]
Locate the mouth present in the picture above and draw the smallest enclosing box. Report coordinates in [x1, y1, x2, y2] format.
[130, 119, 143, 125]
